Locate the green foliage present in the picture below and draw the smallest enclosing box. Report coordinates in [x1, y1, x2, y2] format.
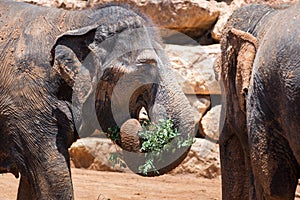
[138, 119, 179, 152]
[138, 157, 157, 175]
[107, 126, 127, 169]
[108, 152, 127, 168]
[137, 119, 194, 175]
[107, 126, 120, 143]
[106, 119, 194, 175]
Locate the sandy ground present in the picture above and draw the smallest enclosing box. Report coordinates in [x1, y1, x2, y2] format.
[0, 168, 299, 200]
[0, 168, 221, 200]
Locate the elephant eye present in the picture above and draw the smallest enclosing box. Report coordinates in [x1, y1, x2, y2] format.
[137, 58, 157, 67]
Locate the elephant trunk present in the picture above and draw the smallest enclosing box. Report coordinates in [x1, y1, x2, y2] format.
[95, 64, 195, 176]
[121, 68, 195, 176]
[119, 118, 142, 152]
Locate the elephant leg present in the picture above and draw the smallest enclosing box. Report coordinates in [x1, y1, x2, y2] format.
[248, 103, 298, 200]
[17, 144, 74, 200]
[16, 102, 76, 199]
[220, 122, 250, 200]
[17, 175, 36, 200]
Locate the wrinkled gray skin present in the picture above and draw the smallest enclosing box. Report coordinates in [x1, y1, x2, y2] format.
[219, 3, 300, 200]
[0, 1, 194, 199]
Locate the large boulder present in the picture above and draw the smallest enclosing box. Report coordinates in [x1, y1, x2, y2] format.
[18, 0, 300, 42]
[90, 0, 220, 41]
[18, 0, 220, 42]
[200, 105, 222, 141]
[16, 0, 87, 9]
[170, 138, 220, 178]
[186, 95, 211, 125]
[69, 138, 130, 173]
[69, 138, 220, 178]
[166, 44, 221, 95]
[211, 0, 246, 41]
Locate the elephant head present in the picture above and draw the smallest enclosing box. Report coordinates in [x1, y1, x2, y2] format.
[217, 4, 276, 146]
[50, 5, 195, 176]
[219, 4, 276, 114]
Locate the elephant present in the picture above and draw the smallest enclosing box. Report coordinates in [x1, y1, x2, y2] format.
[217, 3, 300, 200]
[0, 0, 195, 199]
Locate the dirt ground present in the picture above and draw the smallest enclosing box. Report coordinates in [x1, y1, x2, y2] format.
[0, 168, 221, 200]
[0, 168, 299, 200]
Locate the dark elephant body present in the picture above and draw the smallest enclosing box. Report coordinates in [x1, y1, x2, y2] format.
[219, 3, 300, 200]
[0, 2, 81, 199]
[220, 4, 300, 199]
[0, 1, 194, 199]
[248, 6, 300, 199]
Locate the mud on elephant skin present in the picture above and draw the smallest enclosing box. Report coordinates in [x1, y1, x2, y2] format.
[217, 3, 300, 200]
[0, 0, 194, 199]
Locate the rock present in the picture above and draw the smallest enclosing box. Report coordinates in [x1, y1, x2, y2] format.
[18, 0, 220, 42]
[16, 0, 88, 9]
[200, 105, 222, 141]
[186, 95, 210, 125]
[18, 0, 299, 43]
[170, 138, 220, 179]
[70, 137, 220, 178]
[166, 44, 221, 94]
[89, 0, 220, 41]
[69, 138, 130, 173]
[211, 0, 246, 41]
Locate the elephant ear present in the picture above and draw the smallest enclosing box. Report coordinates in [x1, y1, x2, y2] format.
[223, 28, 258, 113]
[50, 25, 104, 136]
[50, 24, 100, 88]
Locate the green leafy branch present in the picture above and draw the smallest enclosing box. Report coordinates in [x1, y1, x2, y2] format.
[107, 126, 121, 143]
[137, 119, 194, 175]
[108, 152, 127, 168]
[106, 119, 194, 175]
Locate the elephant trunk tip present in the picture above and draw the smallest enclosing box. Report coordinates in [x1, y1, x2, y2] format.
[120, 118, 142, 152]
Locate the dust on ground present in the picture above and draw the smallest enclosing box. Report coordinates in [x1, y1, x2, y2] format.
[1, 168, 300, 200]
[0, 168, 221, 200]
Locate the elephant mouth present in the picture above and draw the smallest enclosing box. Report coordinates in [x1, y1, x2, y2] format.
[128, 83, 156, 124]
[95, 65, 157, 137]
[105, 81, 157, 151]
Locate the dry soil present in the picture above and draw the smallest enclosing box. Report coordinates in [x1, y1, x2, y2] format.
[0, 168, 299, 200]
[0, 168, 221, 200]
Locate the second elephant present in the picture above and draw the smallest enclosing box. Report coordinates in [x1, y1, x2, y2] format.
[218, 3, 300, 200]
